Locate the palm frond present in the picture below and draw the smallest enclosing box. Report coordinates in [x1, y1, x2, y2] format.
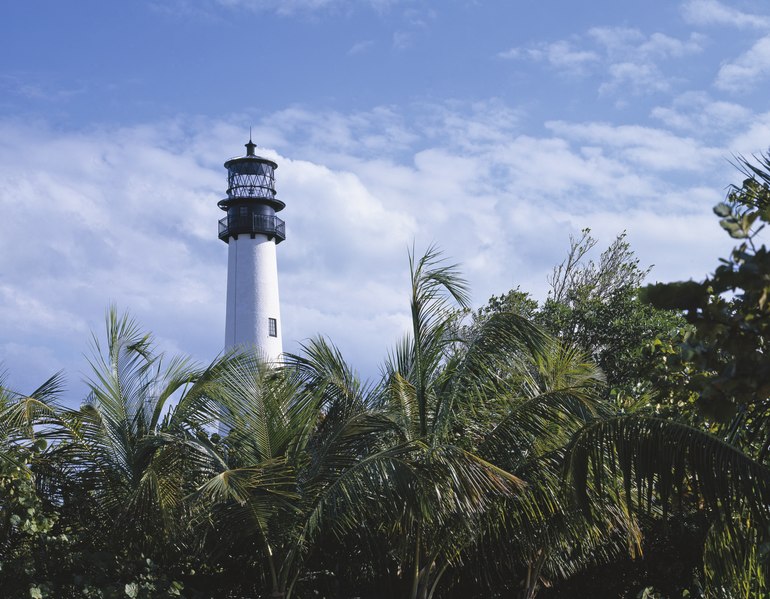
[195, 458, 298, 506]
[432, 310, 555, 440]
[408, 246, 471, 438]
[0, 372, 67, 442]
[565, 415, 770, 526]
[286, 336, 372, 410]
[480, 389, 600, 472]
[168, 349, 248, 433]
[703, 510, 769, 598]
[217, 356, 313, 463]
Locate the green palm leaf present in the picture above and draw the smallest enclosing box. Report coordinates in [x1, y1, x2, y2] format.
[565, 415, 770, 526]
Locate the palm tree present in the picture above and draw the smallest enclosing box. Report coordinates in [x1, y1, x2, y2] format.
[49, 308, 235, 560]
[189, 247, 564, 598]
[0, 371, 64, 466]
[299, 247, 623, 599]
[192, 336, 388, 598]
[565, 413, 770, 598]
[456, 342, 637, 599]
[192, 354, 313, 598]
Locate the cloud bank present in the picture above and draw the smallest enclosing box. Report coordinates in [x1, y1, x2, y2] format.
[1, 95, 754, 399]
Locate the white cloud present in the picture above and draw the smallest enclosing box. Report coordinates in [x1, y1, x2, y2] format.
[585, 28, 703, 96]
[682, 0, 770, 29]
[588, 26, 646, 54]
[269, 105, 419, 159]
[499, 40, 600, 73]
[574, 206, 736, 284]
[0, 75, 87, 102]
[254, 0, 337, 10]
[651, 92, 752, 133]
[0, 115, 420, 391]
[403, 7, 435, 27]
[0, 342, 71, 397]
[715, 35, 770, 91]
[1, 99, 766, 396]
[728, 110, 770, 154]
[0, 285, 88, 336]
[587, 27, 704, 59]
[599, 61, 671, 96]
[418, 99, 524, 150]
[501, 28, 703, 96]
[348, 40, 375, 55]
[392, 30, 413, 50]
[546, 121, 723, 171]
[391, 7, 435, 49]
[638, 32, 705, 58]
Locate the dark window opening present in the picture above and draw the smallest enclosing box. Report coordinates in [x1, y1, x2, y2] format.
[268, 318, 278, 337]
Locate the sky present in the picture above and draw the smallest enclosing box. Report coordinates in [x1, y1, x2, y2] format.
[1, 0, 769, 401]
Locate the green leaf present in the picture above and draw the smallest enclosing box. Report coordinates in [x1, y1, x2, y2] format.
[640, 281, 705, 311]
[713, 202, 731, 217]
[720, 218, 749, 238]
[742, 211, 760, 230]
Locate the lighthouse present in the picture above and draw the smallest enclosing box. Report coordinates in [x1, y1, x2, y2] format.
[218, 139, 285, 362]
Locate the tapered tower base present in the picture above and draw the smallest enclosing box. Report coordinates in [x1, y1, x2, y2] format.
[224, 233, 282, 361]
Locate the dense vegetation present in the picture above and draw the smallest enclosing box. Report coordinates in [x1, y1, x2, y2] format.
[2, 157, 770, 598]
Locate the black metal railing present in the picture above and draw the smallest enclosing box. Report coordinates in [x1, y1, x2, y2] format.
[218, 214, 286, 243]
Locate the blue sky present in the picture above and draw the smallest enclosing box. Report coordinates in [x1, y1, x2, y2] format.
[1, 0, 769, 400]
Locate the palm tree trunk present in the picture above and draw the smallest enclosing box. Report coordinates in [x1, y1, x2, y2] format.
[426, 561, 449, 599]
[417, 558, 437, 599]
[284, 569, 301, 599]
[263, 539, 283, 599]
[409, 526, 423, 599]
[522, 547, 547, 599]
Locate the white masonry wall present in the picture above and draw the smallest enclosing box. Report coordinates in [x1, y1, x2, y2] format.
[224, 233, 283, 363]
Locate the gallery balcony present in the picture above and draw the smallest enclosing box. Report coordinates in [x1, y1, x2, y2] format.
[218, 213, 286, 244]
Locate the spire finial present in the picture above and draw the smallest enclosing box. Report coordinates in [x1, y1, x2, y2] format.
[245, 130, 257, 156]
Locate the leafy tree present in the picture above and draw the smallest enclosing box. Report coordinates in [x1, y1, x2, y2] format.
[569, 154, 770, 598]
[0, 375, 62, 599]
[643, 153, 770, 428]
[565, 412, 770, 598]
[374, 247, 538, 599]
[548, 229, 650, 305]
[55, 311, 214, 551]
[541, 230, 686, 402]
[198, 246, 673, 599]
[475, 230, 686, 405]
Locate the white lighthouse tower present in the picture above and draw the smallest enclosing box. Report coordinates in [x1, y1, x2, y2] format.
[218, 139, 285, 362]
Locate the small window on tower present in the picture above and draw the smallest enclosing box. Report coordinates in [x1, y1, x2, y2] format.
[268, 318, 278, 337]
